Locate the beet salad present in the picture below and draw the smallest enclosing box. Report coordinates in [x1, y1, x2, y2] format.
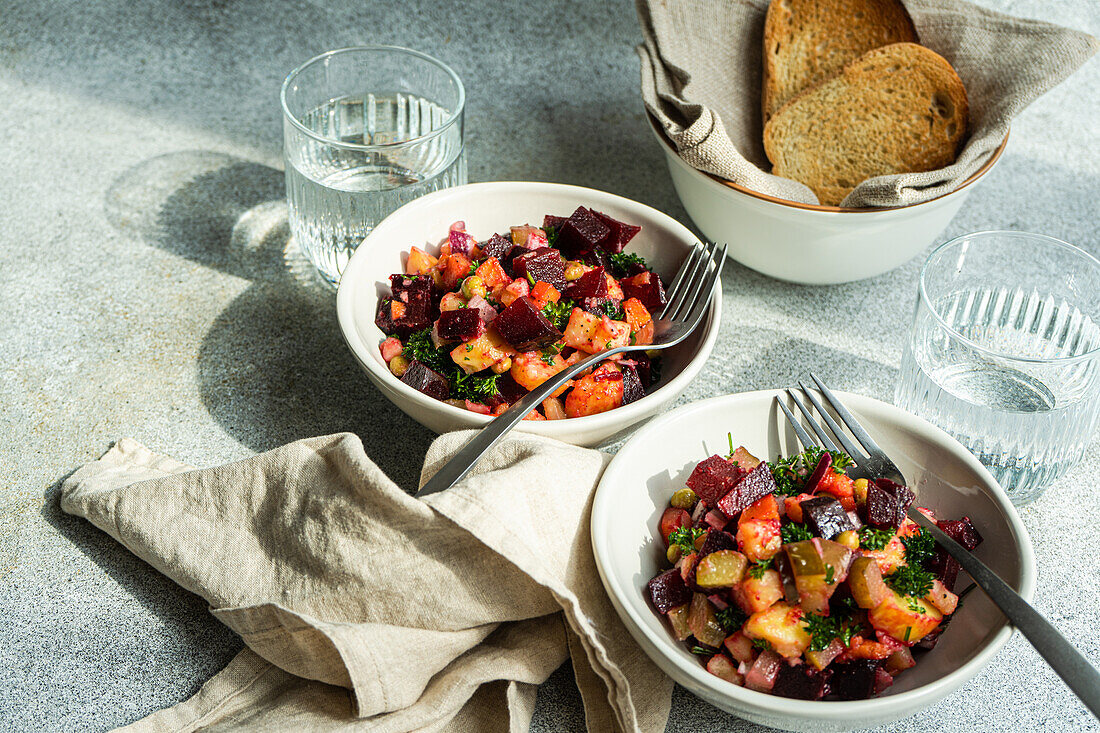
[375, 206, 668, 420]
[647, 440, 982, 700]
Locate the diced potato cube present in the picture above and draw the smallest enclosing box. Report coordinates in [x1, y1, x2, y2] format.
[450, 329, 515, 374]
[868, 589, 943, 644]
[405, 246, 438, 275]
[742, 602, 811, 659]
[732, 569, 784, 614]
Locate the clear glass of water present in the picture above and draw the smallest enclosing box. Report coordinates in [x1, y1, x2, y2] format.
[895, 231, 1100, 504]
[281, 46, 466, 285]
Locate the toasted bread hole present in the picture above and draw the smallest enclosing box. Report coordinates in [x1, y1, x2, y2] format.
[946, 122, 958, 137]
[886, 65, 900, 73]
[855, 10, 864, 18]
[884, 88, 895, 94]
[779, 0, 791, 8]
[931, 93, 955, 118]
[837, 179, 852, 188]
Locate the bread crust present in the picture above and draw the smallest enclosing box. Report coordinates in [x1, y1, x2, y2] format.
[763, 42, 969, 205]
[762, 0, 918, 124]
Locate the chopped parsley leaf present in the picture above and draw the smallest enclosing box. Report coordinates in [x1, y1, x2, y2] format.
[802, 612, 857, 652]
[858, 527, 895, 551]
[769, 446, 854, 496]
[607, 251, 652, 279]
[780, 521, 813, 544]
[901, 527, 937, 568]
[541, 298, 575, 330]
[884, 563, 935, 599]
[544, 225, 559, 248]
[747, 560, 773, 580]
[752, 638, 772, 651]
[715, 606, 746, 633]
[668, 526, 706, 556]
[824, 565, 835, 584]
[401, 328, 451, 374]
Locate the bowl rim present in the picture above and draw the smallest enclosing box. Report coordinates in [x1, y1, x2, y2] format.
[591, 388, 1037, 719]
[646, 113, 1009, 214]
[335, 180, 723, 435]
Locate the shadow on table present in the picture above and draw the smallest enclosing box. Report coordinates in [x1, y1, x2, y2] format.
[105, 150, 434, 492]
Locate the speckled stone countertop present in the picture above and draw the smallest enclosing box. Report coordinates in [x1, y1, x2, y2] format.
[1, 0, 1097, 730]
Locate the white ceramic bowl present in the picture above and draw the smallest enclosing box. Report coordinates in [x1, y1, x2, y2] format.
[591, 389, 1036, 732]
[649, 117, 1007, 285]
[336, 181, 722, 446]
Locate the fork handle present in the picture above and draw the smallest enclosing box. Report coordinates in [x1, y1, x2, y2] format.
[416, 344, 633, 497]
[907, 508, 1100, 719]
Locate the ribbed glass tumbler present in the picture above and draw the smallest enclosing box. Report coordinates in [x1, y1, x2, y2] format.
[282, 45, 466, 286]
[895, 231, 1100, 505]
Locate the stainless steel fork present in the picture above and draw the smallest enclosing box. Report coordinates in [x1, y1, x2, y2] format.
[417, 240, 727, 497]
[778, 374, 1100, 720]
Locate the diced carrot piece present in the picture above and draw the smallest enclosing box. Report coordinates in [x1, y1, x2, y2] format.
[439, 253, 473, 291]
[498, 279, 529, 308]
[390, 300, 406, 320]
[736, 494, 782, 563]
[405, 246, 438, 275]
[622, 297, 654, 346]
[816, 471, 856, 512]
[475, 257, 509, 288]
[511, 351, 568, 391]
[530, 281, 561, 309]
[605, 273, 624, 300]
[784, 493, 815, 524]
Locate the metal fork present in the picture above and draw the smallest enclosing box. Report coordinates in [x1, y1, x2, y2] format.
[417, 240, 727, 497]
[778, 374, 1100, 720]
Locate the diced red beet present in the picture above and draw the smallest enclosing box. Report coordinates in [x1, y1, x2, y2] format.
[800, 496, 855, 539]
[376, 274, 437, 338]
[862, 478, 914, 530]
[632, 353, 656, 387]
[436, 308, 485, 341]
[620, 362, 646, 404]
[772, 664, 831, 700]
[502, 246, 534, 278]
[707, 592, 730, 610]
[621, 271, 667, 313]
[699, 529, 737, 557]
[686, 455, 747, 507]
[914, 627, 943, 650]
[512, 247, 567, 290]
[557, 206, 611, 258]
[480, 233, 513, 260]
[485, 372, 526, 409]
[579, 247, 610, 270]
[565, 266, 609, 299]
[716, 462, 778, 517]
[938, 517, 983, 550]
[543, 214, 568, 231]
[744, 650, 782, 692]
[448, 228, 475, 255]
[648, 569, 692, 614]
[493, 296, 561, 351]
[375, 296, 400, 335]
[829, 660, 881, 700]
[804, 452, 832, 493]
[590, 209, 642, 253]
[399, 360, 450, 401]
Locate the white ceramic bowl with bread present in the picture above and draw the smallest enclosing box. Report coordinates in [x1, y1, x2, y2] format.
[653, 0, 1007, 285]
[336, 181, 722, 446]
[653, 121, 1006, 285]
[591, 390, 1036, 732]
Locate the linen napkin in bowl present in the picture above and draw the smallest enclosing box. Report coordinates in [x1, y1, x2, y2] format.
[60, 431, 672, 732]
[638, 0, 1098, 207]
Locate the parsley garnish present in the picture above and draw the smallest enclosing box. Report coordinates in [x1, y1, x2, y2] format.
[780, 521, 813, 544]
[752, 638, 772, 651]
[607, 251, 652, 279]
[824, 565, 835, 584]
[402, 328, 451, 374]
[668, 526, 706, 556]
[690, 645, 713, 655]
[525, 271, 537, 287]
[596, 300, 625, 320]
[747, 560, 773, 580]
[802, 612, 857, 652]
[451, 369, 500, 401]
[727, 433, 735, 456]
[769, 447, 853, 496]
[716, 606, 746, 633]
[901, 527, 937, 568]
[858, 527, 895, 551]
[539, 342, 563, 365]
[905, 596, 925, 614]
[541, 299, 575, 330]
[544, 225, 560, 248]
[884, 564, 935, 599]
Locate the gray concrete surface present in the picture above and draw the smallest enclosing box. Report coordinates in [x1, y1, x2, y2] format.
[0, 0, 1097, 730]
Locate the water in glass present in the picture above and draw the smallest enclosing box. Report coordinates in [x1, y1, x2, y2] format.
[286, 93, 466, 285]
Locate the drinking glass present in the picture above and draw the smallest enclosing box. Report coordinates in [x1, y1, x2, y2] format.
[281, 46, 466, 285]
[895, 231, 1100, 504]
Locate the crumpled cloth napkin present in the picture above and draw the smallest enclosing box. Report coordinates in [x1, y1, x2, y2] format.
[637, 0, 1098, 207]
[60, 431, 672, 732]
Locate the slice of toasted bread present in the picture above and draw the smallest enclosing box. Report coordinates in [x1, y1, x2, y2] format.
[762, 0, 917, 123]
[763, 43, 969, 206]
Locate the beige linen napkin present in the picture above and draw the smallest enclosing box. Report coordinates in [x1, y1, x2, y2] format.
[638, 0, 1098, 207]
[60, 432, 672, 732]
